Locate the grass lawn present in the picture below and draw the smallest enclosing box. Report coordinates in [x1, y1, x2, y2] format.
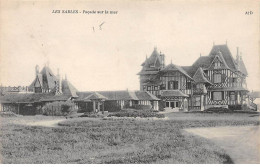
[0, 112, 259, 164]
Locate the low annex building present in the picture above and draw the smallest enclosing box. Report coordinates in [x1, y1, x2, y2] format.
[0, 65, 160, 114]
[138, 44, 257, 111]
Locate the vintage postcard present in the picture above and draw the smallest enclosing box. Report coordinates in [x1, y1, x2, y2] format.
[0, 0, 259, 164]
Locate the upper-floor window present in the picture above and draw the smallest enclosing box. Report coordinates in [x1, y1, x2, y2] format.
[215, 61, 221, 68]
[147, 86, 151, 91]
[168, 81, 178, 90]
[186, 81, 191, 89]
[143, 86, 147, 91]
[160, 84, 166, 90]
[154, 86, 158, 90]
[214, 74, 222, 83]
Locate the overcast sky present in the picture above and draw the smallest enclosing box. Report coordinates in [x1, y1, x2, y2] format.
[0, 0, 259, 91]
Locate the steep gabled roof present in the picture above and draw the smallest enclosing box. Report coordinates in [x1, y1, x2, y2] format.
[28, 66, 58, 91]
[193, 67, 212, 84]
[161, 63, 192, 79]
[207, 52, 229, 70]
[209, 45, 237, 71]
[40, 66, 57, 90]
[187, 56, 212, 77]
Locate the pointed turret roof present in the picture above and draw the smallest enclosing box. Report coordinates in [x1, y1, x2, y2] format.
[62, 79, 78, 97]
[193, 67, 212, 84]
[141, 47, 162, 67]
[138, 47, 164, 75]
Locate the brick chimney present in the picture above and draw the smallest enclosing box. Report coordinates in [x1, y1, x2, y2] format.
[160, 52, 165, 68]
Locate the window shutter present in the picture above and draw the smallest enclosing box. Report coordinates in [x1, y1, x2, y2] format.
[211, 92, 213, 100]
[222, 91, 224, 100]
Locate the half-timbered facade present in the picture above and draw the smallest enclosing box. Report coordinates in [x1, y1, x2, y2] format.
[138, 44, 257, 111]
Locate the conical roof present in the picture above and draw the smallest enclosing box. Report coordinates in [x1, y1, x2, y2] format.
[193, 67, 212, 84]
[62, 79, 78, 97]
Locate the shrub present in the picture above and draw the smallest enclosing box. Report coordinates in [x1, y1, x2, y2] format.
[41, 101, 77, 116]
[104, 101, 121, 112]
[203, 107, 233, 113]
[132, 104, 152, 110]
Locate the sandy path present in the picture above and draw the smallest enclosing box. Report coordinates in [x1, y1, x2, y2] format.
[185, 126, 260, 164]
[23, 119, 66, 127]
[8, 116, 67, 128]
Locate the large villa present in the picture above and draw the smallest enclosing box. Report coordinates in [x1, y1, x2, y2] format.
[0, 43, 258, 114]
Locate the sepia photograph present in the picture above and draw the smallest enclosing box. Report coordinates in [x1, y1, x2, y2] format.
[0, 0, 259, 164]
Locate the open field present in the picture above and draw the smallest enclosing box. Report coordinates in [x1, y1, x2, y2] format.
[0, 112, 259, 163]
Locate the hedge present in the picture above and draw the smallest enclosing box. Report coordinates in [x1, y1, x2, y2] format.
[108, 110, 165, 118]
[41, 101, 77, 116]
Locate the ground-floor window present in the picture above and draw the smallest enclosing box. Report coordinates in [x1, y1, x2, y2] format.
[212, 91, 223, 100]
[230, 92, 235, 101]
[166, 101, 179, 108]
